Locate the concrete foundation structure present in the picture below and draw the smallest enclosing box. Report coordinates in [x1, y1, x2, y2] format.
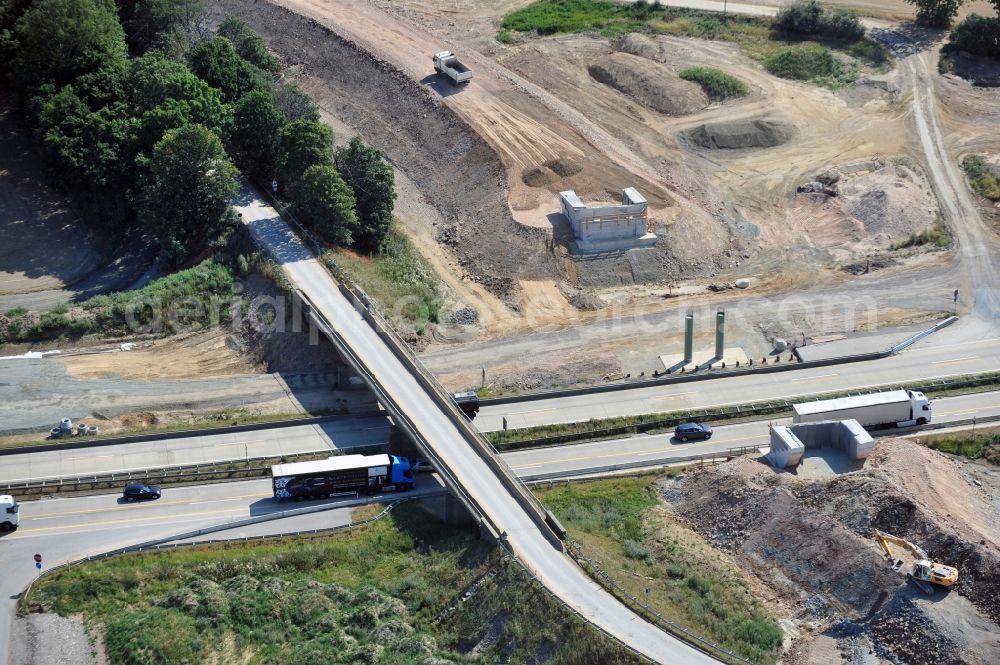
[659, 347, 749, 373]
[559, 188, 657, 253]
[766, 419, 875, 469]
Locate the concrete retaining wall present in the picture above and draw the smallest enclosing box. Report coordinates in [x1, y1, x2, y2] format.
[766, 419, 874, 468]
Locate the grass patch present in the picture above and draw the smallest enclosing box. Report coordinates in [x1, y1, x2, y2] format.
[328, 228, 442, 331]
[0, 258, 237, 345]
[538, 476, 783, 664]
[890, 220, 950, 250]
[28, 502, 644, 664]
[679, 67, 747, 100]
[919, 430, 1000, 464]
[762, 43, 856, 87]
[962, 155, 1000, 202]
[500, 0, 886, 89]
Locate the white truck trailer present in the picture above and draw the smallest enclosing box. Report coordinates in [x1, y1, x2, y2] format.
[792, 389, 932, 429]
[1, 494, 20, 531]
[433, 51, 472, 85]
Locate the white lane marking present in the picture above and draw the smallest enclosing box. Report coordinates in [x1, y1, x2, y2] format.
[792, 373, 838, 382]
[931, 356, 980, 365]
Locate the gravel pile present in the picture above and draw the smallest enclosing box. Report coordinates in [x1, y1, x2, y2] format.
[451, 307, 479, 325]
[682, 119, 796, 150]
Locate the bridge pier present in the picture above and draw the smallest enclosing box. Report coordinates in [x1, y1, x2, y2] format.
[420, 493, 477, 528]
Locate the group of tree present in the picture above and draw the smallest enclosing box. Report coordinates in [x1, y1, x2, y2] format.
[775, 0, 865, 42]
[1, 0, 396, 267]
[906, 0, 1000, 47]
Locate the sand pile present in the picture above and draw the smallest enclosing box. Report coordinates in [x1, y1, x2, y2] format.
[588, 52, 708, 116]
[682, 119, 796, 149]
[615, 33, 660, 60]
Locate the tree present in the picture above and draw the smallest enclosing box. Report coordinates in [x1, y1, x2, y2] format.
[335, 137, 396, 252]
[776, 0, 822, 34]
[272, 83, 320, 122]
[188, 36, 268, 103]
[138, 124, 239, 265]
[274, 120, 333, 184]
[126, 53, 230, 136]
[905, 0, 965, 28]
[122, 0, 205, 55]
[228, 90, 286, 176]
[12, 0, 127, 91]
[32, 85, 133, 231]
[216, 17, 280, 73]
[291, 164, 358, 246]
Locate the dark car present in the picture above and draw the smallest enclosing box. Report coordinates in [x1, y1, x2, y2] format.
[674, 422, 712, 442]
[410, 458, 435, 473]
[123, 483, 161, 502]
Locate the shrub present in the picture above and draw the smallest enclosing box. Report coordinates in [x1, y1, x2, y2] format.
[776, 1, 865, 42]
[950, 14, 1000, 59]
[679, 67, 748, 100]
[891, 221, 950, 250]
[763, 44, 842, 81]
[500, 0, 620, 35]
[962, 155, 1000, 201]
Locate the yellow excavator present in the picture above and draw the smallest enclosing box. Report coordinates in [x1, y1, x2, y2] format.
[873, 529, 958, 595]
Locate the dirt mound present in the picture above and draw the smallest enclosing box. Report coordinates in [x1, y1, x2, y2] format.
[543, 158, 582, 178]
[840, 164, 937, 245]
[521, 166, 559, 187]
[588, 52, 707, 116]
[615, 33, 660, 60]
[661, 439, 1000, 663]
[682, 119, 796, 150]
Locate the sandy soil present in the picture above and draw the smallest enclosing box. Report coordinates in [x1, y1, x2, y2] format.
[0, 96, 102, 297]
[61, 329, 261, 380]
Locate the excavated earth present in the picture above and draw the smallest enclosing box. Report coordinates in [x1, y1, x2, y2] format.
[587, 52, 709, 117]
[660, 438, 1000, 664]
[206, 0, 558, 305]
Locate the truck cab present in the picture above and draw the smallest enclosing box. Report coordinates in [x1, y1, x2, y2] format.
[908, 390, 932, 425]
[1, 494, 20, 531]
[389, 455, 415, 491]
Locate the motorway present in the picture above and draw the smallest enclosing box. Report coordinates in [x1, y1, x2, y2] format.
[0, 415, 392, 484]
[2, 390, 998, 663]
[2, 391, 998, 483]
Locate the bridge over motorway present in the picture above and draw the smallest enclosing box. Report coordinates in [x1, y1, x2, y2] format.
[235, 186, 720, 664]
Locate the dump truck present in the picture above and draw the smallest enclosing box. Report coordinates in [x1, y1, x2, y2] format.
[271, 454, 414, 500]
[792, 389, 931, 429]
[874, 529, 958, 595]
[433, 51, 472, 85]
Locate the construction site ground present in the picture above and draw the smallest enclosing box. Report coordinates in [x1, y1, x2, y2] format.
[661, 437, 1000, 665]
[191, 0, 996, 394]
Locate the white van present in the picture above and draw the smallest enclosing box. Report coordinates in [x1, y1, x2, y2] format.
[1, 494, 20, 531]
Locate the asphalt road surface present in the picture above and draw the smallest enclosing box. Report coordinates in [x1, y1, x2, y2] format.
[0, 415, 393, 483]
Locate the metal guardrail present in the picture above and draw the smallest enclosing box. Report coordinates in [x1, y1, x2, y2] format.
[890, 316, 958, 354]
[519, 446, 761, 482]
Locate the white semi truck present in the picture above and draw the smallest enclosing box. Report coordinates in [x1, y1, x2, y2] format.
[793, 389, 932, 429]
[433, 51, 472, 85]
[1, 494, 20, 531]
